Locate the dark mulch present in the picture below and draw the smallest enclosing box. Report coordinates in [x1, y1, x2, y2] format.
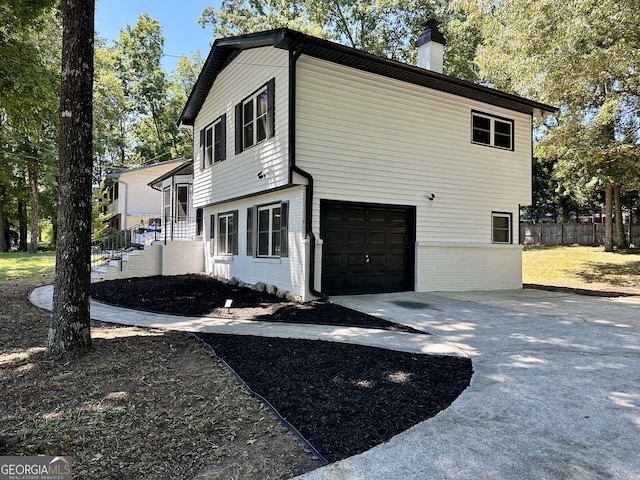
[91, 274, 473, 464]
[91, 275, 426, 334]
[198, 334, 472, 463]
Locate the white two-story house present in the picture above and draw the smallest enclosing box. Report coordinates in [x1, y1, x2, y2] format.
[177, 25, 556, 301]
[103, 158, 187, 231]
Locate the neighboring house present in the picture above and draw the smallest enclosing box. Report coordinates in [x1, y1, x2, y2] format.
[148, 159, 203, 241]
[92, 159, 204, 282]
[177, 24, 556, 301]
[103, 158, 187, 231]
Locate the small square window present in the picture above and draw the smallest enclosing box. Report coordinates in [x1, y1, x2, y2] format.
[492, 212, 512, 244]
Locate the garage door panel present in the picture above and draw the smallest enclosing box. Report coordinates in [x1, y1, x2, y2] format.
[324, 253, 343, 267]
[347, 230, 366, 245]
[344, 275, 365, 290]
[369, 230, 387, 244]
[321, 200, 415, 295]
[347, 253, 366, 266]
[325, 230, 343, 243]
[324, 206, 343, 221]
[368, 209, 387, 223]
[346, 207, 366, 222]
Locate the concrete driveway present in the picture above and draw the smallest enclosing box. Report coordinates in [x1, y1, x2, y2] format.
[295, 289, 640, 480]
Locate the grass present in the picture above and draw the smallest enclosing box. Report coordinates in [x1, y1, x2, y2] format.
[0, 251, 56, 283]
[523, 245, 640, 295]
[0, 253, 315, 479]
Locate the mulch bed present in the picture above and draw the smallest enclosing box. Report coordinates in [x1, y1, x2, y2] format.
[91, 275, 426, 334]
[91, 274, 473, 463]
[198, 334, 472, 462]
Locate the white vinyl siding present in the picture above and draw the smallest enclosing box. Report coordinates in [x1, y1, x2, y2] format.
[192, 47, 290, 208]
[295, 55, 531, 245]
[295, 56, 531, 291]
[203, 187, 307, 298]
[110, 160, 185, 230]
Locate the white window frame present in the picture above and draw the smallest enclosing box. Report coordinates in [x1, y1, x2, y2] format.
[491, 212, 512, 244]
[257, 204, 281, 257]
[203, 116, 225, 167]
[204, 123, 213, 166]
[163, 187, 171, 219]
[175, 184, 189, 221]
[217, 212, 234, 255]
[209, 214, 215, 255]
[472, 111, 514, 150]
[242, 87, 268, 150]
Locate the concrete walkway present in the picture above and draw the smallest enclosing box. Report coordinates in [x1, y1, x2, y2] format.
[30, 286, 640, 479]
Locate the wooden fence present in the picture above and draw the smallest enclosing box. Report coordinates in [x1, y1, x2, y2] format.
[520, 223, 640, 246]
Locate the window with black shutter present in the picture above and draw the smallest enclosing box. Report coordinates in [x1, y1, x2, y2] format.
[235, 78, 275, 154]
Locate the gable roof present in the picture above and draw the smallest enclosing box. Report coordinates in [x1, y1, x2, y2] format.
[104, 158, 188, 187]
[178, 28, 556, 128]
[149, 159, 194, 191]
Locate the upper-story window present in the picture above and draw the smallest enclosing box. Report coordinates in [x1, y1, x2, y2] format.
[200, 114, 226, 170]
[472, 111, 514, 150]
[235, 78, 275, 154]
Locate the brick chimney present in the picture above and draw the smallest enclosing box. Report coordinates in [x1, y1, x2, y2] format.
[416, 19, 446, 73]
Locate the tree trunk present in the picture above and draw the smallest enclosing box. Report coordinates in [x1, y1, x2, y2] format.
[604, 183, 614, 252]
[28, 160, 39, 253]
[614, 184, 628, 249]
[18, 199, 27, 251]
[48, 0, 95, 358]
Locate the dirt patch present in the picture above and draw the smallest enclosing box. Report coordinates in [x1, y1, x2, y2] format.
[1, 282, 318, 479]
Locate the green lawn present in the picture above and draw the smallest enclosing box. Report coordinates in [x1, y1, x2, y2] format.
[0, 251, 56, 284]
[523, 245, 640, 294]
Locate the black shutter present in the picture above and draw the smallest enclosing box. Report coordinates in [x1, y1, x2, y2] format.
[209, 214, 215, 255]
[232, 210, 239, 255]
[220, 113, 227, 161]
[246, 207, 254, 256]
[235, 103, 243, 154]
[266, 77, 275, 139]
[199, 129, 205, 171]
[280, 201, 288, 257]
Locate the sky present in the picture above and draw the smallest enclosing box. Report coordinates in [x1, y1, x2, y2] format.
[95, 0, 215, 72]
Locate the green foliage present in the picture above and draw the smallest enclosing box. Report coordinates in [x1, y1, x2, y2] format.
[94, 14, 202, 172]
[0, 3, 60, 252]
[199, 0, 479, 80]
[458, 0, 640, 222]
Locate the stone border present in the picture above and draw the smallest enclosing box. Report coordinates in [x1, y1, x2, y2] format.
[212, 275, 304, 303]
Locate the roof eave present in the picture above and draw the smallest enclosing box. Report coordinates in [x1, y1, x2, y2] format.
[177, 28, 557, 128]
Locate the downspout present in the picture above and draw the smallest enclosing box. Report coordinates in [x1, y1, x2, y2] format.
[119, 179, 129, 230]
[288, 45, 328, 300]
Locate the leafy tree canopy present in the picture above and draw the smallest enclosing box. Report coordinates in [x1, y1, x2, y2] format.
[200, 0, 480, 80]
